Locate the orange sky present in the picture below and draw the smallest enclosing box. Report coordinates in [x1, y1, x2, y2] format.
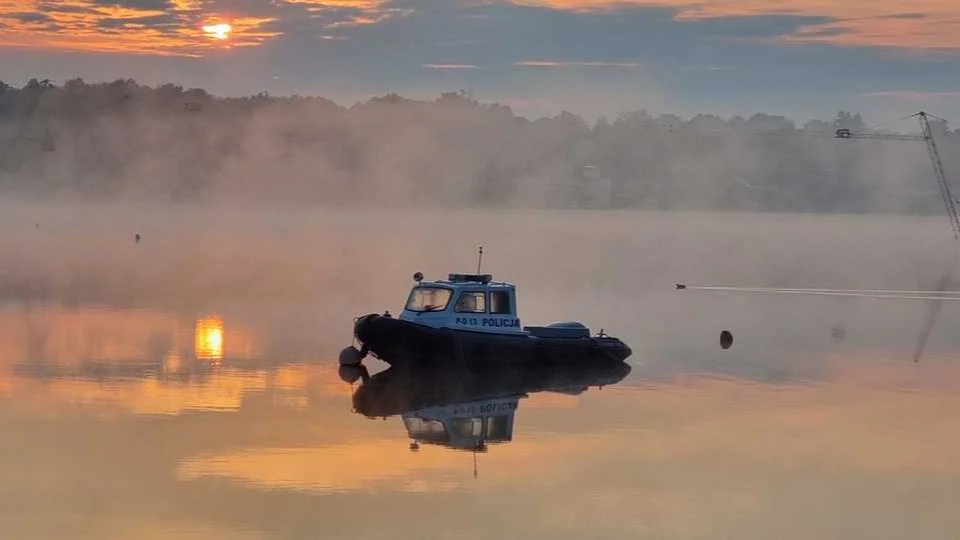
[0, 0, 399, 56]
[509, 0, 960, 50]
[1, 0, 958, 57]
[0, 0, 278, 56]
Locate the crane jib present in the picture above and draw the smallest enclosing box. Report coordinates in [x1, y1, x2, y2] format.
[838, 112, 960, 240]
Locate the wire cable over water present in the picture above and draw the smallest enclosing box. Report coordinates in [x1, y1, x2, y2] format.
[675, 284, 960, 301]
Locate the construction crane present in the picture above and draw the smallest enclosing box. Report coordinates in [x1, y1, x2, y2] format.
[836, 111, 959, 363]
[835, 111, 960, 239]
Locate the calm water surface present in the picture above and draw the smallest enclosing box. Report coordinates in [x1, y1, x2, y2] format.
[1, 206, 959, 539]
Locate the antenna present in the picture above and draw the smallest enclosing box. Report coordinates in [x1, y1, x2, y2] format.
[477, 246, 484, 274]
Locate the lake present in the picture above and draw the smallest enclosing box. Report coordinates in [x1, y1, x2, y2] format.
[1, 204, 958, 539]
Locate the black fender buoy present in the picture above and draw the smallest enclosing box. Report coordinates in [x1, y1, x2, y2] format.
[720, 330, 733, 350]
[339, 345, 365, 366]
[338, 364, 369, 384]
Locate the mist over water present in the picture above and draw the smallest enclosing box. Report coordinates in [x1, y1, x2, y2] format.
[0, 203, 959, 538]
[2, 82, 960, 538]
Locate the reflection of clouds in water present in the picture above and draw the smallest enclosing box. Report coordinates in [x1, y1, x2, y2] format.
[0, 306, 180, 365]
[177, 438, 603, 494]
[0, 304, 356, 416]
[176, 358, 960, 500]
[0, 304, 266, 368]
[0, 210, 957, 538]
[0, 363, 352, 417]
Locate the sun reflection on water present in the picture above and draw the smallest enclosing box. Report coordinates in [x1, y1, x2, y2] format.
[195, 316, 224, 362]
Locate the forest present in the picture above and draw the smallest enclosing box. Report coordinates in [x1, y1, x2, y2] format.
[1, 77, 958, 213]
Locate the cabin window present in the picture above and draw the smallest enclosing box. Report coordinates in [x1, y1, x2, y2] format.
[485, 415, 511, 439]
[403, 417, 450, 442]
[455, 292, 486, 313]
[451, 417, 483, 437]
[489, 291, 511, 314]
[405, 287, 452, 312]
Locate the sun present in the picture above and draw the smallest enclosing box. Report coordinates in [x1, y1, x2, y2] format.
[202, 23, 232, 40]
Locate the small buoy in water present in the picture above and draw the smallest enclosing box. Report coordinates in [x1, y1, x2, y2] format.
[339, 345, 365, 366]
[35, 223, 39, 228]
[135, 233, 141, 243]
[720, 330, 733, 350]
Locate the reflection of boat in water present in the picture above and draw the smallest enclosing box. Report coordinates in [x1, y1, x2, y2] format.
[345, 357, 631, 452]
[344, 271, 632, 369]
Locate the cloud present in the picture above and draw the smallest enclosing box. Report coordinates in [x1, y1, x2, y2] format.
[422, 63, 479, 69]
[91, 0, 175, 9]
[515, 60, 642, 69]
[9, 11, 52, 23]
[862, 91, 960, 102]
[279, 0, 408, 28]
[505, 1, 960, 50]
[0, 0, 402, 57]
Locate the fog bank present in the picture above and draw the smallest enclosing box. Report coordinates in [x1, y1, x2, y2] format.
[1, 79, 958, 213]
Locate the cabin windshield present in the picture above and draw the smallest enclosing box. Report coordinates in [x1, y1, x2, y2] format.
[405, 287, 453, 312]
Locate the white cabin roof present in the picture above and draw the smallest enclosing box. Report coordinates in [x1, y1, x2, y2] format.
[419, 273, 515, 290]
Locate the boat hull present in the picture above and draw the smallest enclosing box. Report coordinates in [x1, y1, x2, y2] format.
[353, 314, 632, 368]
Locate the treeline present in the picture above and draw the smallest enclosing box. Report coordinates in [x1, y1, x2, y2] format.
[1, 77, 958, 212]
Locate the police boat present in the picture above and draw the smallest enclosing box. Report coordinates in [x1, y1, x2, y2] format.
[340, 271, 632, 368]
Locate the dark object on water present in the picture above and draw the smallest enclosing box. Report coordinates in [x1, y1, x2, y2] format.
[342, 352, 630, 458]
[135, 233, 141, 243]
[676, 283, 687, 290]
[831, 323, 846, 343]
[349, 359, 631, 457]
[35, 223, 39, 228]
[720, 330, 733, 349]
[352, 359, 631, 422]
[339, 345, 365, 366]
[338, 364, 370, 384]
[353, 314, 630, 369]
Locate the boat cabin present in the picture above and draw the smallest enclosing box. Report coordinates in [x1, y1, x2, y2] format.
[402, 395, 519, 451]
[400, 273, 523, 334]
